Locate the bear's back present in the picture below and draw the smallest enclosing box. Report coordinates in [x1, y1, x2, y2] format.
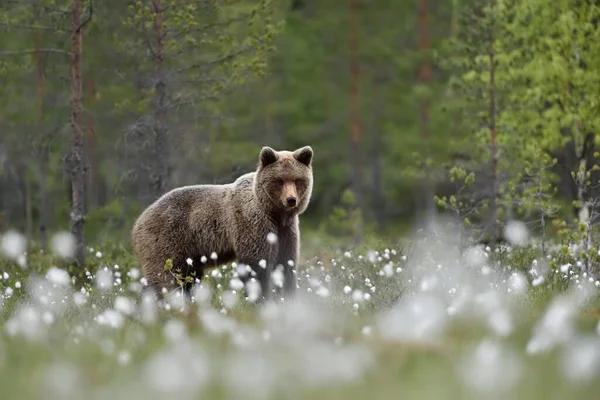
[132, 173, 259, 267]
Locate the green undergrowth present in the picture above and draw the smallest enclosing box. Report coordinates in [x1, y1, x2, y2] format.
[1, 229, 600, 399]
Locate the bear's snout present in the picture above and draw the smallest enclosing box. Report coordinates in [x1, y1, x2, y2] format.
[281, 181, 298, 208]
[286, 197, 297, 207]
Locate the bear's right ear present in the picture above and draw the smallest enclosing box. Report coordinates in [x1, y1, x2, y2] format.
[259, 146, 278, 167]
[293, 146, 313, 166]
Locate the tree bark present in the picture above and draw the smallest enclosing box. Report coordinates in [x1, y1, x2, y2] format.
[35, 26, 49, 250]
[488, 34, 499, 244]
[576, 129, 593, 257]
[24, 169, 33, 242]
[67, 0, 86, 267]
[418, 0, 436, 229]
[349, 0, 364, 244]
[152, 0, 169, 199]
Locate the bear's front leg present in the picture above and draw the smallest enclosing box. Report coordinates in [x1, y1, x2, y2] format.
[238, 256, 275, 304]
[236, 239, 278, 304]
[276, 228, 299, 298]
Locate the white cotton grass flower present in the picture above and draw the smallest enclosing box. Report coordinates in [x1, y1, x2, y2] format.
[245, 279, 262, 303]
[127, 268, 141, 280]
[559, 336, 600, 383]
[236, 263, 252, 278]
[45, 267, 71, 287]
[163, 319, 187, 343]
[292, 342, 375, 387]
[26, 275, 72, 315]
[260, 294, 330, 341]
[352, 289, 364, 303]
[526, 294, 580, 355]
[142, 342, 210, 396]
[376, 292, 448, 344]
[192, 283, 212, 305]
[367, 250, 377, 263]
[114, 296, 136, 316]
[463, 245, 487, 269]
[315, 285, 330, 298]
[139, 292, 158, 325]
[4, 305, 45, 341]
[50, 231, 77, 259]
[230, 324, 264, 349]
[221, 290, 238, 309]
[503, 220, 529, 247]
[43, 362, 80, 398]
[95, 268, 114, 292]
[471, 289, 514, 338]
[16, 252, 27, 268]
[266, 232, 277, 244]
[229, 277, 244, 291]
[198, 308, 237, 336]
[72, 292, 87, 307]
[223, 349, 279, 399]
[165, 289, 188, 312]
[486, 307, 513, 338]
[271, 266, 284, 288]
[508, 272, 528, 295]
[96, 309, 125, 329]
[0, 230, 26, 261]
[117, 351, 132, 366]
[458, 339, 522, 394]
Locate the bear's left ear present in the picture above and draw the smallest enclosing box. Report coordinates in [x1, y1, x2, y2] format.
[259, 146, 278, 167]
[293, 146, 313, 166]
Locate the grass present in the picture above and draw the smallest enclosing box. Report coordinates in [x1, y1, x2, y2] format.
[1, 223, 600, 400]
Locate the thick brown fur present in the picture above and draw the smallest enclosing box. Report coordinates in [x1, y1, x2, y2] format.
[131, 146, 314, 303]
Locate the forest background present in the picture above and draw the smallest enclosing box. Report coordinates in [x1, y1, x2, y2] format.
[2, 2, 600, 398]
[1, 0, 599, 267]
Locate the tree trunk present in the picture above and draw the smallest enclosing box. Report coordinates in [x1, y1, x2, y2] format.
[24, 168, 33, 243]
[35, 26, 49, 250]
[67, 0, 86, 267]
[488, 34, 499, 244]
[38, 151, 49, 249]
[576, 129, 593, 259]
[418, 0, 436, 229]
[349, 0, 364, 244]
[152, 0, 168, 199]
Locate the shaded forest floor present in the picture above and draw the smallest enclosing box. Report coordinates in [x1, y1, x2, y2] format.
[1, 223, 600, 400]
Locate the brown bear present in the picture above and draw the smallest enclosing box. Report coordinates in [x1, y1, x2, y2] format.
[131, 145, 314, 303]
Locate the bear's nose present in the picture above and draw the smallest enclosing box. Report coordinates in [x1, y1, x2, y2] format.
[286, 197, 297, 207]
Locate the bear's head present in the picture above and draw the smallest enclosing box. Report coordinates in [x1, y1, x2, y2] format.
[254, 145, 314, 215]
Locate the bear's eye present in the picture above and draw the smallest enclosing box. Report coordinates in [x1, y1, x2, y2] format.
[295, 179, 304, 187]
[276, 179, 284, 186]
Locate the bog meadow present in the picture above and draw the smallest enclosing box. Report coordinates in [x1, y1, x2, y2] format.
[2, 1, 600, 399]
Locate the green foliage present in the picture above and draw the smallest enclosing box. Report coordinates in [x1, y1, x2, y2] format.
[1, 232, 600, 399]
[318, 188, 368, 242]
[433, 0, 600, 251]
[1, 0, 600, 254]
[119, 0, 285, 116]
[85, 199, 140, 243]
